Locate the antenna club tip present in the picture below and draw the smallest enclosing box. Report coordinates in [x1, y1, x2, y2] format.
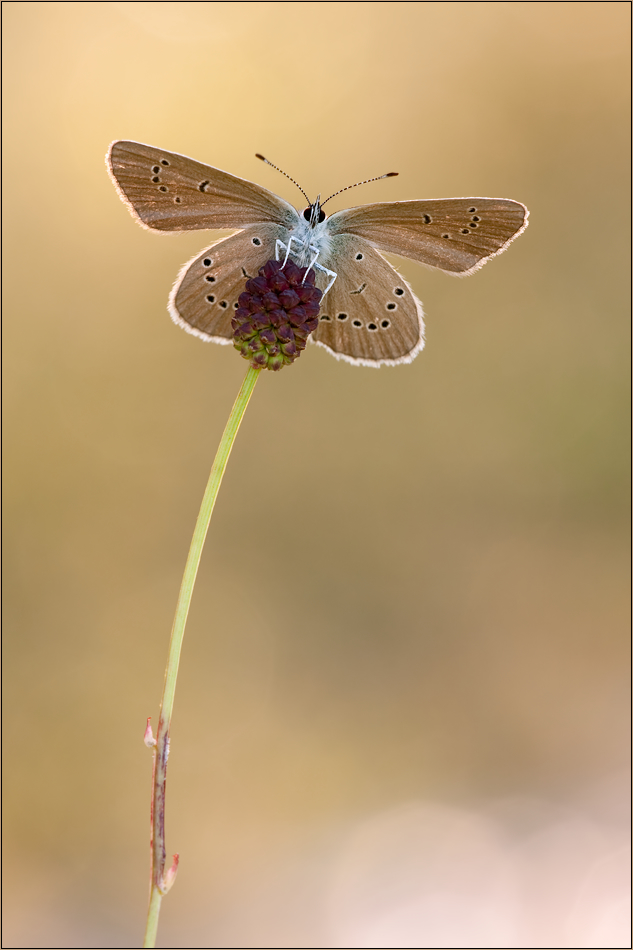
[255, 153, 266, 161]
[385, 172, 399, 177]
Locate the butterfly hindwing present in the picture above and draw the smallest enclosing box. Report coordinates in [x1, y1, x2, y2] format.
[313, 235, 424, 366]
[169, 224, 287, 342]
[327, 198, 528, 275]
[107, 141, 299, 232]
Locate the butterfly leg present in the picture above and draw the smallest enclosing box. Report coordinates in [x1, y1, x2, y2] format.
[275, 237, 296, 267]
[305, 245, 337, 295]
[313, 261, 337, 296]
[306, 243, 321, 273]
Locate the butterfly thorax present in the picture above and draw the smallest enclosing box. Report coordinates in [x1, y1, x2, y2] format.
[286, 203, 332, 269]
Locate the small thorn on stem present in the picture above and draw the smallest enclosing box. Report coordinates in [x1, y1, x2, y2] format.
[144, 717, 157, 748]
[160, 853, 180, 894]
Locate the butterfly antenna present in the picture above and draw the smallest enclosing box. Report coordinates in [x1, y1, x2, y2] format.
[321, 172, 398, 207]
[255, 154, 311, 205]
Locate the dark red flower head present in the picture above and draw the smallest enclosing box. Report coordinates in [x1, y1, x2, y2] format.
[232, 259, 323, 371]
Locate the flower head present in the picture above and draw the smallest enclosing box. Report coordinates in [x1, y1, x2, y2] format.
[232, 259, 322, 371]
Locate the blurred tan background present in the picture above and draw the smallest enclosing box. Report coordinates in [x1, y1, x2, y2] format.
[3, 3, 630, 947]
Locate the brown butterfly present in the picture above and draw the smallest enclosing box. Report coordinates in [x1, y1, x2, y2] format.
[107, 141, 528, 367]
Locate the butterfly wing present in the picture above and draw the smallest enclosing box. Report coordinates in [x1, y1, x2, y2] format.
[107, 141, 299, 232]
[312, 235, 424, 366]
[169, 223, 287, 342]
[326, 198, 528, 276]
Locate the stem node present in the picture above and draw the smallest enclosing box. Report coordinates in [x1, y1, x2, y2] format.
[160, 853, 180, 895]
[143, 718, 157, 748]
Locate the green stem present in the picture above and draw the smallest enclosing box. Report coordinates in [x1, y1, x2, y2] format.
[142, 364, 261, 949]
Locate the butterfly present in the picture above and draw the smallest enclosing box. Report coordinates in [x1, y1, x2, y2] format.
[106, 141, 528, 367]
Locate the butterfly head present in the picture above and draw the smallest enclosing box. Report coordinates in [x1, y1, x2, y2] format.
[302, 197, 326, 228]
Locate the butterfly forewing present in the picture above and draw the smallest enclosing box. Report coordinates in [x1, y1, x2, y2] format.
[169, 224, 286, 342]
[313, 236, 424, 366]
[327, 198, 528, 275]
[107, 141, 299, 232]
